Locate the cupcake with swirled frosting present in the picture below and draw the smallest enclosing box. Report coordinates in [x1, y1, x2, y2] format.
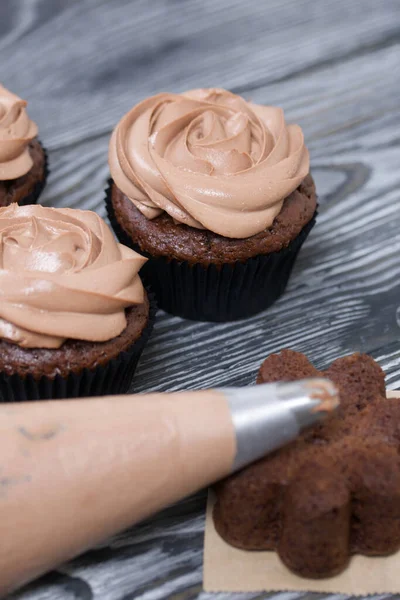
[106, 88, 317, 321]
[0, 204, 155, 401]
[0, 84, 48, 207]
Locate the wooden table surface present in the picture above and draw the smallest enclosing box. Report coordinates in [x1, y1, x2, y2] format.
[2, 0, 400, 598]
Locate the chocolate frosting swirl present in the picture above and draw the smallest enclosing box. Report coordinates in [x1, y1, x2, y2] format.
[0, 84, 38, 180]
[0, 204, 146, 349]
[109, 88, 309, 238]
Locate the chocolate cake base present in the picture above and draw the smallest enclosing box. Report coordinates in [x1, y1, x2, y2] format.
[106, 178, 317, 321]
[109, 174, 317, 265]
[0, 291, 156, 401]
[214, 350, 400, 579]
[0, 139, 48, 207]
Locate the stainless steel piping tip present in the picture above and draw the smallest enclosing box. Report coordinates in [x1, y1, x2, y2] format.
[221, 378, 339, 472]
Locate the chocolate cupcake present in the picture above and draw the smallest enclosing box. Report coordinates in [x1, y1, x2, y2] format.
[106, 88, 316, 322]
[0, 204, 155, 401]
[0, 84, 48, 207]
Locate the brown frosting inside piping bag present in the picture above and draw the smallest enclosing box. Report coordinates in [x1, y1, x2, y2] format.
[0, 204, 147, 349]
[0, 84, 38, 180]
[109, 88, 309, 238]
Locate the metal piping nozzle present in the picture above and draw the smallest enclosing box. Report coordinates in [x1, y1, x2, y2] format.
[222, 378, 339, 472]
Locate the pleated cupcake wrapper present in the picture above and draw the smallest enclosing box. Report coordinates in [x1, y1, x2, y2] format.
[18, 140, 49, 206]
[0, 291, 157, 402]
[105, 180, 317, 322]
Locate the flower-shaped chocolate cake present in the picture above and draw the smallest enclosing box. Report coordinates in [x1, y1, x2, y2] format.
[213, 350, 400, 578]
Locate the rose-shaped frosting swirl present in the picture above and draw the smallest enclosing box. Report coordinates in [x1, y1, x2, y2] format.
[109, 88, 309, 238]
[0, 204, 146, 348]
[0, 84, 38, 180]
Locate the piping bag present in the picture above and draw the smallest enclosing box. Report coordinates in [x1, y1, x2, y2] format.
[0, 378, 338, 595]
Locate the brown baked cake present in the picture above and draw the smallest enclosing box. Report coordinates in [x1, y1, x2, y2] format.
[0, 204, 155, 401]
[109, 174, 316, 265]
[107, 88, 316, 321]
[0, 298, 149, 380]
[0, 85, 48, 206]
[213, 350, 400, 579]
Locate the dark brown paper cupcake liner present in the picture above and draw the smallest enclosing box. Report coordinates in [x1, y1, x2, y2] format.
[18, 140, 49, 206]
[105, 180, 317, 322]
[0, 291, 157, 402]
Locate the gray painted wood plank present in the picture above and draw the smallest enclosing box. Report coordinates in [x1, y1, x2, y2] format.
[2, 0, 400, 598]
[1, 0, 399, 147]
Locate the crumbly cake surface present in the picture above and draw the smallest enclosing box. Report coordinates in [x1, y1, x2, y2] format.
[110, 175, 317, 265]
[0, 140, 46, 206]
[0, 294, 150, 379]
[214, 350, 400, 578]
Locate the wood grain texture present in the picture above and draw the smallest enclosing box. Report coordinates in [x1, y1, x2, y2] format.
[2, 0, 400, 598]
